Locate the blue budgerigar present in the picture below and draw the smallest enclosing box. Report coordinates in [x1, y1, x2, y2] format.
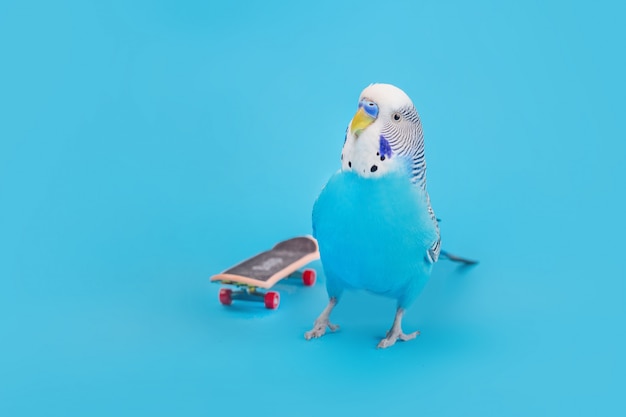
[305, 83, 473, 348]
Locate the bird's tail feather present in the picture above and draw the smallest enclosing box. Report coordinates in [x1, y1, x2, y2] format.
[440, 250, 478, 265]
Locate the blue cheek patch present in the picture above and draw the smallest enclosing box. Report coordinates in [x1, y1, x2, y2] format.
[379, 135, 392, 158]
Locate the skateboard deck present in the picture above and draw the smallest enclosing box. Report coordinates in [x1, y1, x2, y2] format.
[211, 236, 319, 288]
[211, 236, 320, 309]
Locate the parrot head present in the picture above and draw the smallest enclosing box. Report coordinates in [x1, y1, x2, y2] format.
[341, 83, 425, 179]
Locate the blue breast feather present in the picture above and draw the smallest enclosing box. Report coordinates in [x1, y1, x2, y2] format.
[312, 170, 439, 308]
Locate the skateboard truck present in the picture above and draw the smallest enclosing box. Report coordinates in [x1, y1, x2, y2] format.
[217, 269, 317, 309]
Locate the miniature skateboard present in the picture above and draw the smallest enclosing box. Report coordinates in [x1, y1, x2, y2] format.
[210, 236, 320, 309]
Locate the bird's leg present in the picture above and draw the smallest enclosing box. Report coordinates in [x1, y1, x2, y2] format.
[304, 297, 340, 340]
[377, 308, 420, 349]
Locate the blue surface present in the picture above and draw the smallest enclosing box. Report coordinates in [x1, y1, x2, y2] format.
[1, 1, 625, 416]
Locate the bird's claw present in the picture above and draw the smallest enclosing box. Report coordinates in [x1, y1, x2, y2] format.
[377, 329, 420, 349]
[304, 319, 340, 340]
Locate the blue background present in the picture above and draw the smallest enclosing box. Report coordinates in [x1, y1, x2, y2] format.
[1, 1, 625, 415]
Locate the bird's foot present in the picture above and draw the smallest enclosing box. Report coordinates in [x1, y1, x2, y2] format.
[377, 329, 420, 349]
[304, 318, 340, 340]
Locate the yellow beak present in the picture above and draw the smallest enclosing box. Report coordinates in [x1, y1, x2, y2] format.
[349, 107, 376, 138]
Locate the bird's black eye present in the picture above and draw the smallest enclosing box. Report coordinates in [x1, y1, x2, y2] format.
[393, 113, 401, 121]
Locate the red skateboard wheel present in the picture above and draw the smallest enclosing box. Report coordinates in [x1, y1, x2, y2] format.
[302, 269, 316, 286]
[219, 288, 233, 306]
[264, 291, 280, 309]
